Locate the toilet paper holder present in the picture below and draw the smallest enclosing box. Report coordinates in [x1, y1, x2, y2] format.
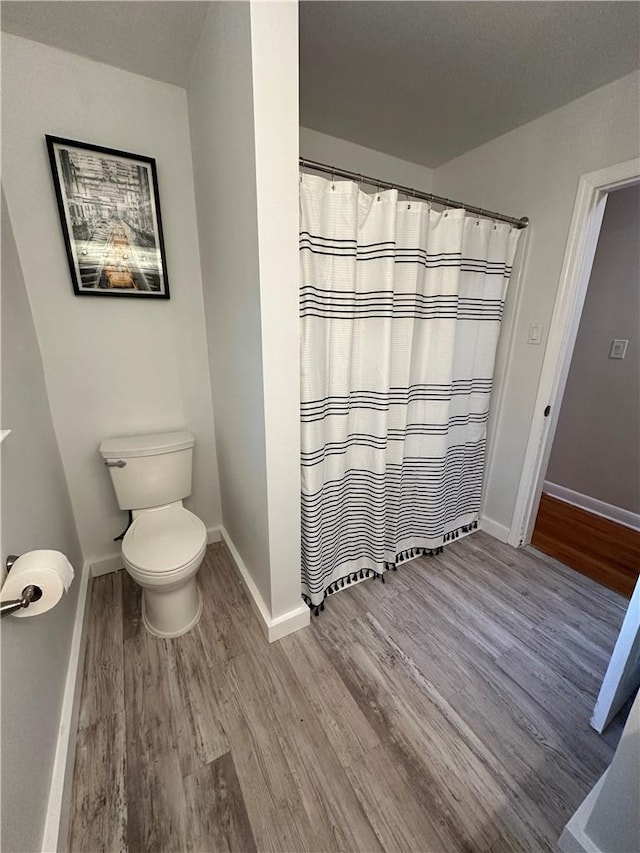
[1, 554, 43, 618]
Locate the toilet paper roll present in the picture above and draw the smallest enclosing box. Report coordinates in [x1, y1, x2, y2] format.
[1, 550, 74, 617]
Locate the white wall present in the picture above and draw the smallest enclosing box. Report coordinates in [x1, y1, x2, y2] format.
[250, 1, 304, 619]
[585, 692, 640, 852]
[433, 71, 640, 535]
[547, 185, 640, 513]
[1, 195, 84, 853]
[300, 126, 434, 191]
[187, 1, 305, 624]
[1, 34, 222, 565]
[560, 691, 640, 853]
[187, 2, 272, 609]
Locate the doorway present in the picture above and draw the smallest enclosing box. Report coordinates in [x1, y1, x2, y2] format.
[510, 160, 640, 555]
[509, 163, 640, 729]
[530, 184, 640, 597]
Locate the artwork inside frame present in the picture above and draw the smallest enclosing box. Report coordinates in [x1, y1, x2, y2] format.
[45, 135, 170, 299]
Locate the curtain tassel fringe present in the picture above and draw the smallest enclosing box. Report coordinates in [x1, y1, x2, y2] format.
[302, 519, 478, 615]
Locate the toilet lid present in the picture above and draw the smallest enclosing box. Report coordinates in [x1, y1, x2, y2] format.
[123, 506, 207, 573]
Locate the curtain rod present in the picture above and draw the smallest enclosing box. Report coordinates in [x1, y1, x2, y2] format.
[300, 158, 529, 229]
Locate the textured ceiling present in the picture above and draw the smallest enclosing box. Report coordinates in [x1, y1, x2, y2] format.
[0, 1, 209, 86]
[3, 1, 638, 167]
[300, 1, 640, 167]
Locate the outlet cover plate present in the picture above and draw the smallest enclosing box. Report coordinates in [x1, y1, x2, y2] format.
[609, 339, 629, 359]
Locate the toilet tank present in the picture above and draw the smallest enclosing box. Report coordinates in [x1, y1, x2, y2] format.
[99, 431, 195, 510]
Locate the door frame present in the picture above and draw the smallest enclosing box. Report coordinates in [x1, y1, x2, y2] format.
[509, 158, 640, 548]
[591, 577, 640, 732]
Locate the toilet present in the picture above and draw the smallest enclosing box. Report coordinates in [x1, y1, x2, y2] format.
[99, 431, 207, 638]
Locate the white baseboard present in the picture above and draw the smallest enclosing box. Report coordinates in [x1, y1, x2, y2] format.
[207, 525, 221, 544]
[479, 514, 510, 543]
[90, 553, 123, 577]
[266, 602, 311, 642]
[219, 526, 309, 643]
[42, 561, 93, 853]
[544, 481, 640, 532]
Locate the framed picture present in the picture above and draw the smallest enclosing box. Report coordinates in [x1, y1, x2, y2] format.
[46, 135, 170, 299]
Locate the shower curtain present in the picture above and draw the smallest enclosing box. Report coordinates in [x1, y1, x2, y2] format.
[300, 174, 521, 608]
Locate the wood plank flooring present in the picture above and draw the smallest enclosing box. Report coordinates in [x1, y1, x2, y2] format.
[69, 532, 631, 852]
[532, 492, 640, 597]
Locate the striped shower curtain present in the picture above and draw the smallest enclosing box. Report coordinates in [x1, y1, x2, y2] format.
[300, 174, 521, 608]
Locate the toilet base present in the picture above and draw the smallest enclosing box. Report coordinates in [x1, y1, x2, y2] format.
[141, 578, 203, 638]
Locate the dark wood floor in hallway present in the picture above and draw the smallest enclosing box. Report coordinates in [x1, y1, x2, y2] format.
[532, 491, 640, 597]
[69, 532, 630, 852]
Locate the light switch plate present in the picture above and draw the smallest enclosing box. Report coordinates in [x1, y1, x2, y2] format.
[527, 323, 543, 345]
[609, 339, 629, 359]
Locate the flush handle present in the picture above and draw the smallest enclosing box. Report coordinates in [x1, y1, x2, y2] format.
[104, 459, 127, 468]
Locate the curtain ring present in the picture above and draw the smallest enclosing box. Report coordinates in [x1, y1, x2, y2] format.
[331, 169, 335, 191]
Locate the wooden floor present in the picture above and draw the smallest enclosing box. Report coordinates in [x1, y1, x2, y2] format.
[532, 492, 640, 597]
[69, 532, 630, 853]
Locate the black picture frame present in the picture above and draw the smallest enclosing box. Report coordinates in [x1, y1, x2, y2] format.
[45, 135, 170, 299]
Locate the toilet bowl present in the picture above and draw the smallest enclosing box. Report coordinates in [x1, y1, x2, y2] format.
[99, 430, 207, 638]
[122, 504, 207, 638]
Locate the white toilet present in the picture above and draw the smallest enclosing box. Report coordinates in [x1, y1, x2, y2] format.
[99, 431, 207, 638]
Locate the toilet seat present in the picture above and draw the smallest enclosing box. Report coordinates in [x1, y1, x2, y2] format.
[122, 505, 207, 576]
